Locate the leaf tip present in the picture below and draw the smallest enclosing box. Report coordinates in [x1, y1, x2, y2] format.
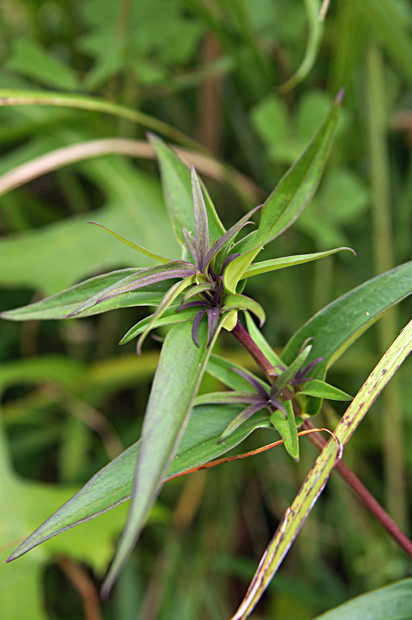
[335, 87, 345, 104]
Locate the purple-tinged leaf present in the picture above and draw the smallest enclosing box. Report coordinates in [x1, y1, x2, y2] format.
[182, 282, 214, 302]
[191, 166, 209, 272]
[232, 368, 269, 400]
[0, 268, 161, 321]
[178, 300, 210, 312]
[219, 402, 268, 442]
[182, 226, 197, 264]
[221, 253, 241, 274]
[149, 134, 225, 248]
[271, 345, 312, 398]
[192, 309, 207, 347]
[87, 222, 170, 264]
[68, 262, 197, 317]
[204, 205, 262, 270]
[207, 307, 220, 347]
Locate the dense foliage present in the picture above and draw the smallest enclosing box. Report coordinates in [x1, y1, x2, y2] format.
[1, 1, 412, 619]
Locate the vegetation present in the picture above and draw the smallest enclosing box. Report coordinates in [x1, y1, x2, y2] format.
[1, 1, 412, 619]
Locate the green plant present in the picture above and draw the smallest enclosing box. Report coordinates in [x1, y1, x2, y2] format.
[2, 85, 412, 620]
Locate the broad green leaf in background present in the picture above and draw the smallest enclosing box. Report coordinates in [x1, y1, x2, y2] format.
[149, 133, 225, 250]
[0, 135, 180, 294]
[313, 577, 412, 620]
[0, 396, 130, 620]
[6, 39, 80, 92]
[282, 260, 412, 414]
[6, 405, 273, 564]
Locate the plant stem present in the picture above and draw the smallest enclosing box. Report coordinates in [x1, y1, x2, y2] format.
[230, 318, 412, 559]
[302, 418, 412, 559]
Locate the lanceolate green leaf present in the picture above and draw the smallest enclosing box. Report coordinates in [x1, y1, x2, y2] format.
[281, 260, 412, 414]
[206, 353, 270, 392]
[282, 260, 412, 372]
[299, 379, 352, 401]
[0, 269, 169, 321]
[243, 247, 354, 279]
[270, 400, 299, 460]
[313, 577, 412, 620]
[101, 319, 222, 595]
[241, 90, 343, 254]
[149, 134, 225, 249]
[6, 405, 272, 564]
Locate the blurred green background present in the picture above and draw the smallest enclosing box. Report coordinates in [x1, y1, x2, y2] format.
[0, 0, 412, 618]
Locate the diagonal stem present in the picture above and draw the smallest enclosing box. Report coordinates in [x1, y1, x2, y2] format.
[230, 318, 412, 559]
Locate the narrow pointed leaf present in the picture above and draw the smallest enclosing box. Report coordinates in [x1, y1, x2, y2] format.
[244, 312, 284, 368]
[136, 277, 195, 354]
[88, 222, 170, 264]
[231, 368, 270, 400]
[222, 294, 265, 326]
[219, 403, 268, 442]
[102, 318, 223, 595]
[182, 226, 197, 263]
[149, 134, 225, 248]
[68, 262, 196, 317]
[120, 307, 197, 344]
[243, 247, 354, 279]
[241, 90, 343, 253]
[281, 260, 412, 414]
[205, 205, 262, 270]
[269, 400, 299, 460]
[299, 379, 352, 401]
[191, 167, 209, 271]
[6, 406, 273, 563]
[206, 354, 269, 392]
[0, 269, 169, 321]
[182, 282, 215, 302]
[194, 391, 262, 406]
[272, 346, 312, 396]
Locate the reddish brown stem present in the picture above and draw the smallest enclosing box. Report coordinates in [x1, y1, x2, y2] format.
[230, 318, 412, 560]
[302, 418, 412, 559]
[231, 320, 277, 379]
